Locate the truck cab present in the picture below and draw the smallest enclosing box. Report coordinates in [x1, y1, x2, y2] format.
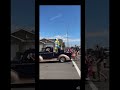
[39, 47, 71, 62]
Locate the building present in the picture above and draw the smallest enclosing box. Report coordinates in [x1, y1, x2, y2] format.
[39, 38, 65, 52]
[39, 41, 45, 52]
[49, 39, 65, 49]
[39, 38, 55, 52]
[11, 29, 35, 60]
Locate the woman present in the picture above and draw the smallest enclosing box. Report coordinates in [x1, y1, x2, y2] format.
[72, 50, 75, 60]
[72, 50, 77, 60]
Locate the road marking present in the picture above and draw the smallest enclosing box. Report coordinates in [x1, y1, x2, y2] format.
[71, 59, 98, 90]
[87, 77, 98, 90]
[71, 59, 81, 79]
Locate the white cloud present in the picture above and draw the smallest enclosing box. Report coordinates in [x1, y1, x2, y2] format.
[40, 34, 80, 46]
[39, 36, 43, 39]
[68, 39, 80, 42]
[50, 14, 62, 21]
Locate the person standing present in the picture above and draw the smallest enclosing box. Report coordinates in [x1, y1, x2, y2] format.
[55, 38, 60, 53]
[72, 50, 76, 60]
[96, 47, 107, 81]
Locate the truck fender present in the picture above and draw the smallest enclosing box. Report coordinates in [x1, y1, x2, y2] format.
[11, 69, 19, 83]
[39, 55, 43, 62]
[58, 54, 70, 61]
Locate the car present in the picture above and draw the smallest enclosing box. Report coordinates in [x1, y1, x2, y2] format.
[11, 49, 35, 83]
[39, 47, 71, 62]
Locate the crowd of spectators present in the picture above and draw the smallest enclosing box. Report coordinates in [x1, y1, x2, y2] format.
[65, 46, 81, 60]
[85, 45, 109, 81]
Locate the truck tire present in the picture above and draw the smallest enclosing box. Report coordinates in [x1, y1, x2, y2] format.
[11, 70, 19, 83]
[59, 57, 66, 63]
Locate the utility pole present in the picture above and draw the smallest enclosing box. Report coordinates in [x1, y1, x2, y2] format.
[66, 24, 69, 47]
[67, 29, 68, 47]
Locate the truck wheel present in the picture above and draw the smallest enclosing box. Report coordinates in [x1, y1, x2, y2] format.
[11, 70, 19, 83]
[59, 57, 66, 63]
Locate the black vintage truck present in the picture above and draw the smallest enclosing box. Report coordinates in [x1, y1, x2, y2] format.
[39, 47, 72, 62]
[11, 49, 35, 83]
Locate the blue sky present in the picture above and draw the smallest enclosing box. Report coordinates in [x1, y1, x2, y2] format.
[39, 5, 81, 47]
[11, 0, 109, 48]
[85, 0, 109, 48]
[11, 0, 35, 32]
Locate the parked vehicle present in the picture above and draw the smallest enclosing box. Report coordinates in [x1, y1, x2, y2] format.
[11, 49, 35, 83]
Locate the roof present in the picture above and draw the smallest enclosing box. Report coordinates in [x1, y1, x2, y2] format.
[39, 41, 46, 44]
[12, 29, 35, 35]
[11, 35, 25, 42]
[11, 29, 35, 40]
[40, 38, 55, 43]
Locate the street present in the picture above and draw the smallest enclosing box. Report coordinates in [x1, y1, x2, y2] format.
[39, 55, 81, 79]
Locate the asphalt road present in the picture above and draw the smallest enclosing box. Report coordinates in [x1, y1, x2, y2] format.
[39, 55, 81, 79]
